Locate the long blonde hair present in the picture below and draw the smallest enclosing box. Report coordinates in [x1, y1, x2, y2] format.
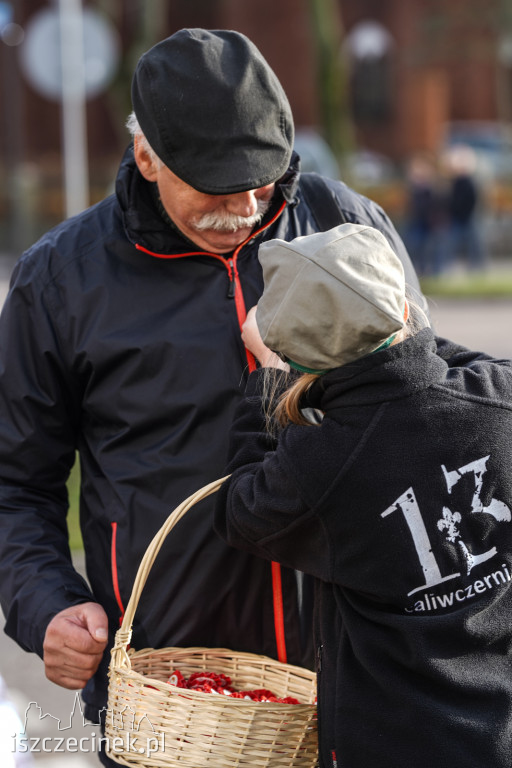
[266, 292, 429, 432]
[273, 373, 320, 428]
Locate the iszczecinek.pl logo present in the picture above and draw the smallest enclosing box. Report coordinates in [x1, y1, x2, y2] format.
[12, 692, 165, 757]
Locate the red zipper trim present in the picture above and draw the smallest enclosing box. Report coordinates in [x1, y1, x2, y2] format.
[135, 200, 288, 659]
[245, 203, 288, 663]
[271, 561, 287, 663]
[111, 522, 125, 624]
[229, 199, 287, 372]
[135, 244, 227, 261]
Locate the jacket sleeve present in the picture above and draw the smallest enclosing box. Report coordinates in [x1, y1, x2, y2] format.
[434, 335, 512, 401]
[435, 335, 505, 366]
[214, 370, 333, 581]
[0, 255, 94, 658]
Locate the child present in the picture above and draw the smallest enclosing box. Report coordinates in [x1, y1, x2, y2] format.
[214, 223, 512, 768]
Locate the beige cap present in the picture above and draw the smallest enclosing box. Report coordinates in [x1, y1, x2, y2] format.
[256, 223, 406, 372]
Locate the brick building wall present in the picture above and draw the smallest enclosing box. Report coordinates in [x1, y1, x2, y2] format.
[0, 0, 509, 234]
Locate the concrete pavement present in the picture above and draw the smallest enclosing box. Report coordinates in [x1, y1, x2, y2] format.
[1, 554, 99, 767]
[428, 295, 511, 359]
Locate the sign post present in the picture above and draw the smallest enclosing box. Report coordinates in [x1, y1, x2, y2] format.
[58, 0, 88, 218]
[20, 3, 119, 218]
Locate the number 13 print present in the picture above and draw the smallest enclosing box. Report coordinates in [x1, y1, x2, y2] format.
[382, 455, 511, 597]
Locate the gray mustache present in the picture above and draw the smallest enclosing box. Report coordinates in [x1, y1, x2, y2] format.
[192, 200, 270, 232]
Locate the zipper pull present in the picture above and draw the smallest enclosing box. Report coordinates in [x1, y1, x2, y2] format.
[317, 644, 323, 673]
[227, 259, 235, 298]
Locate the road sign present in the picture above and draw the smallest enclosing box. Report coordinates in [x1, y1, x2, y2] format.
[20, 6, 119, 101]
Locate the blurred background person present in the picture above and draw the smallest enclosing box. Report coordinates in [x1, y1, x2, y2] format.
[441, 144, 488, 272]
[402, 153, 447, 277]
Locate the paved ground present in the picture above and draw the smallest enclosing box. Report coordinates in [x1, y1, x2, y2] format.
[1, 555, 99, 767]
[0, 259, 510, 765]
[427, 295, 511, 359]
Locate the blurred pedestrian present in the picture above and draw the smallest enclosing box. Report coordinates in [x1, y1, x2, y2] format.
[402, 153, 446, 276]
[442, 144, 487, 271]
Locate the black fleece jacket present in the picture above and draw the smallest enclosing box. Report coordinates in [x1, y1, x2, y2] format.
[215, 331, 512, 768]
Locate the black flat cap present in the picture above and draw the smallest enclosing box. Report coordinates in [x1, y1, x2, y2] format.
[131, 28, 294, 194]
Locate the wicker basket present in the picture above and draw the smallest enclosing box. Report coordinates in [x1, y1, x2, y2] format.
[106, 476, 318, 768]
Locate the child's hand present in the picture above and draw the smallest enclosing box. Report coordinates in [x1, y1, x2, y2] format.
[242, 307, 289, 370]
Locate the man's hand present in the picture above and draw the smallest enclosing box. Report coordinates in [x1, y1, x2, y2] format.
[43, 602, 109, 689]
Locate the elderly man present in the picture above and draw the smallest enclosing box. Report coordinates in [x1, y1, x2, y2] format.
[0, 28, 421, 766]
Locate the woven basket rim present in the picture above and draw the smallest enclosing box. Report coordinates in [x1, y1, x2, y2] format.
[127, 644, 317, 674]
[110, 669, 316, 710]
[110, 645, 317, 710]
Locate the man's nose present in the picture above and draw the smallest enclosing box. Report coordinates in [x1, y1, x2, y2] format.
[225, 190, 260, 218]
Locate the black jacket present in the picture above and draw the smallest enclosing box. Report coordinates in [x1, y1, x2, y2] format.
[215, 332, 512, 768]
[0, 147, 420, 714]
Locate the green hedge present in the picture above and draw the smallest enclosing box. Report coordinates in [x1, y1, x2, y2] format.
[420, 271, 512, 298]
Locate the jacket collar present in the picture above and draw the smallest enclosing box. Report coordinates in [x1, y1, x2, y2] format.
[115, 144, 300, 256]
[306, 329, 447, 411]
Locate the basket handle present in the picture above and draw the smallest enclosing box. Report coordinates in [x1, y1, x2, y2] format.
[110, 475, 230, 669]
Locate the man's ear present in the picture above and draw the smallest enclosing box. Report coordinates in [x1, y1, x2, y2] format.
[133, 135, 159, 181]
